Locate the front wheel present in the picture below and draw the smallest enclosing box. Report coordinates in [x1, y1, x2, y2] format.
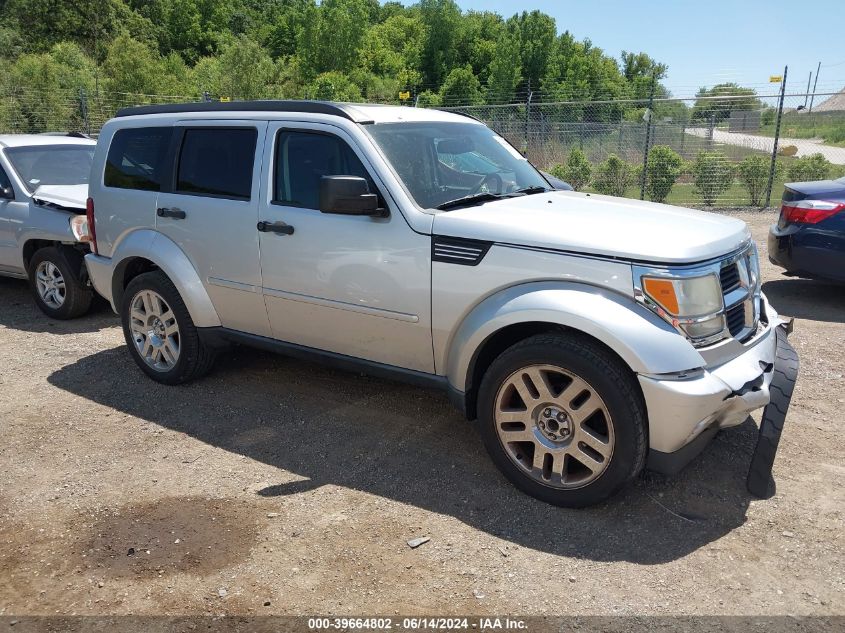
[477, 333, 647, 507]
[121, 270, 215, 385]
[28, 246, 93, 319]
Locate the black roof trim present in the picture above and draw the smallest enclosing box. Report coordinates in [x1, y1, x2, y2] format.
[114, 100, 375, 123]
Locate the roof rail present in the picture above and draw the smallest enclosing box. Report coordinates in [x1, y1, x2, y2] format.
[114, 100, 375, 123]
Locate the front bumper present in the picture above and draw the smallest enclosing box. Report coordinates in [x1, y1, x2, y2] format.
[640, 298, 797, 483]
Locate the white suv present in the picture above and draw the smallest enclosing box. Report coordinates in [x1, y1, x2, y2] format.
[84, 101, 797, 507]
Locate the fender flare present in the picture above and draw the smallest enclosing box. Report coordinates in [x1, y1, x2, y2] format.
[445, 281, 705, 393]
[108, 229, 221, 328]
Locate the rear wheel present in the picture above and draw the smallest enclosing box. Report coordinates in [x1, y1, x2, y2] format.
[28, 246, 93, 319]
[121, 270, 215, 385]
[477, 333, 647, 507]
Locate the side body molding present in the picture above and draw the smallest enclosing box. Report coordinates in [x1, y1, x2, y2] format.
[445, 281, 706, 393]
[105, 229, 221, 328]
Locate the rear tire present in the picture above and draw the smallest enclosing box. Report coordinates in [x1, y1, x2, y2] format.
[121, 270, 215, 385]
[476, 332, 647, 507]
[28, 246, 93, 319]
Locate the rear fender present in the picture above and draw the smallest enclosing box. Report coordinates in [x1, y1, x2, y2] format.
[446, 281, 705, 393]
[108, 229, 220, 327]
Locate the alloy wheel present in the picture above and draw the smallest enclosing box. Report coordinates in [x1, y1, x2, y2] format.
[35, 261, 66, 309]
[494, 364, 615, 489]
[129, 289, 180, 372]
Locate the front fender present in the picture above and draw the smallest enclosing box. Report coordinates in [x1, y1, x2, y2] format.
[16, 205, 82, 266]
[105, 229, 221, 328]
[446, 281, 705, 392]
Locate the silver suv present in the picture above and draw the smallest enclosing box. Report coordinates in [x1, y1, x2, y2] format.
[84, 101, 797, 507]
[0, 134, 97, 318]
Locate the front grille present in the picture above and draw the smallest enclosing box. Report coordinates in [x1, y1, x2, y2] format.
[725, 303, 746, 337]
[720, 263, 740, 293]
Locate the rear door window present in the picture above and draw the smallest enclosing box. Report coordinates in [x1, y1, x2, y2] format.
[105, 128, 173, 191]
[176, 128, 257, 200]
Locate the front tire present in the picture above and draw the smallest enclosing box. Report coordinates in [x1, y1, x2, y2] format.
[121, 270, 215, 385]
[28, 246, 93, 319]
[477, 332, 647, 507]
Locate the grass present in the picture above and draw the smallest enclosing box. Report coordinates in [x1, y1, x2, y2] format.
[755, 110, 845, 147]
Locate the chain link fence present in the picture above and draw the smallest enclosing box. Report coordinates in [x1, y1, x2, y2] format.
[1, 85, 844, 208]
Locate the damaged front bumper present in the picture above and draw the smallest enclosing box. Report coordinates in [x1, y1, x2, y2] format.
[639, 299, 798, 496]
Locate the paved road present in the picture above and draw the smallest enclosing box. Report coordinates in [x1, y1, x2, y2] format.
[686, 127, 845, 164]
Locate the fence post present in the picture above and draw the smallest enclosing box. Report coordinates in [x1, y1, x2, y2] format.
[79, 88, 89, 135]
[764, 66, 788, 209]
[707, 114, 716, 148]
[523, 80, 533, 156]
[639, 71, 657, 200]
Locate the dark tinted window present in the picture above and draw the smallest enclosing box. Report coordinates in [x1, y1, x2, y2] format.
[275, 131, 373, 209]
[176, 128, 257, 200]
[105, 128, 172, 191]
[0, 165, 11, 190]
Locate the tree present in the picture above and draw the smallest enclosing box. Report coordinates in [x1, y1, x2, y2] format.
[215, 35, 276, 100]
[297, 0, 370, 79]
[592, 154, 636, 197]
[418, 0, 463, 86]
[692, 83, 761, 124]
[691, 151, 734, 206]
[511, 10, 555, 93]
[439, 65, 483, 106]
[645, 145, 684, 203]
[102, 34, 165, 95]
[485, 27, 521, 103]
[307, 71, 363, 102]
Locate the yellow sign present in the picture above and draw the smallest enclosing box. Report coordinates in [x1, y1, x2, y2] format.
[399, 91, 411, 100]
[219, 96, 231, 102]
[769, 76, 783, 83]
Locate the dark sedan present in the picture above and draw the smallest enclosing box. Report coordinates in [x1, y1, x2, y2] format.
[768, 177, 845, 283]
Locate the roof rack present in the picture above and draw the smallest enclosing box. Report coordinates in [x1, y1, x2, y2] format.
[114, 100, 375, 123]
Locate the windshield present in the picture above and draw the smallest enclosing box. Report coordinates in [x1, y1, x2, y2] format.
[366, 121, 548, 209]
[5, 145, 95, 193]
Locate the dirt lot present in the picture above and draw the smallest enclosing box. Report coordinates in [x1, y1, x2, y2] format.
[0, 211, 842, 617]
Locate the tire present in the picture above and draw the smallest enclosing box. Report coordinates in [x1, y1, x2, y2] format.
[476, 332, 647, 507]
[28, 246, 93, 319]
[120, 270, 215, 385]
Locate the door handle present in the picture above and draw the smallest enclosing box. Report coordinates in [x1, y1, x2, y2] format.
[257, 220, 294, 235]
[157, 207, 186, 219]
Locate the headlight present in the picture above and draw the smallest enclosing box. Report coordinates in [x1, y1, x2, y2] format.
[639, 272, 725, 342]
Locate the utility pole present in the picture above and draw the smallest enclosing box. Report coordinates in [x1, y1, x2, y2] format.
[808, 61, 821, 112]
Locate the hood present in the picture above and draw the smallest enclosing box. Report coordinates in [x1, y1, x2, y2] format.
[31, 184, 88, 211]
[432, 191, 751, 264]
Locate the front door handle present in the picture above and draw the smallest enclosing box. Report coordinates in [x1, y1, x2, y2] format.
[257, 220, 294, 235]
[157, 207, 186, 219]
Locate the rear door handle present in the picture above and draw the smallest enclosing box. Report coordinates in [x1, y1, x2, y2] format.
[257, 220, 294, 235]
[157, 207, 186, 219]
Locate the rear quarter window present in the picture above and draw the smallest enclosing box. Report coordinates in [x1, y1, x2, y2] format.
[104, 127, 173, 191]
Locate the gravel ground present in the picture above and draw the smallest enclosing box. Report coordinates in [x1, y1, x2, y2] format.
[0, 210, 842, 617]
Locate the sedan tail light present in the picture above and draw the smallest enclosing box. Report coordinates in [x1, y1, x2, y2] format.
[780, 199, 845, 225]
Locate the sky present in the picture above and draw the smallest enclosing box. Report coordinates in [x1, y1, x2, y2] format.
[449, 0, 845, 97]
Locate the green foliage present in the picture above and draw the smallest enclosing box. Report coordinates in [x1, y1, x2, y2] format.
[592, 154, 637, 197]
[787, 153, 832, 182]
[307, 72, 363, 102]
[737, 155, 775, 207]
[552, 148, 592, 191]
[439, 65, 483, 106]
[645, 145, 684, 203]
[692, 83, 761, 123]
[691, 151, 734, 206]
[415, 90, 442, 108]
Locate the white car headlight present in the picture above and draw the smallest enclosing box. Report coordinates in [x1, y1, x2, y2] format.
[639, 272, 725, 342]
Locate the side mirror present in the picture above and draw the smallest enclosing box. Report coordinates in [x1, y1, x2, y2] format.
[319, 176, 381, 216]
[0, 186, 13, 200]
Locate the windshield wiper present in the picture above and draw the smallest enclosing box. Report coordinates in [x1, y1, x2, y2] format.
[435, 192, 506, 210]
[512, 185, 550, 195]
